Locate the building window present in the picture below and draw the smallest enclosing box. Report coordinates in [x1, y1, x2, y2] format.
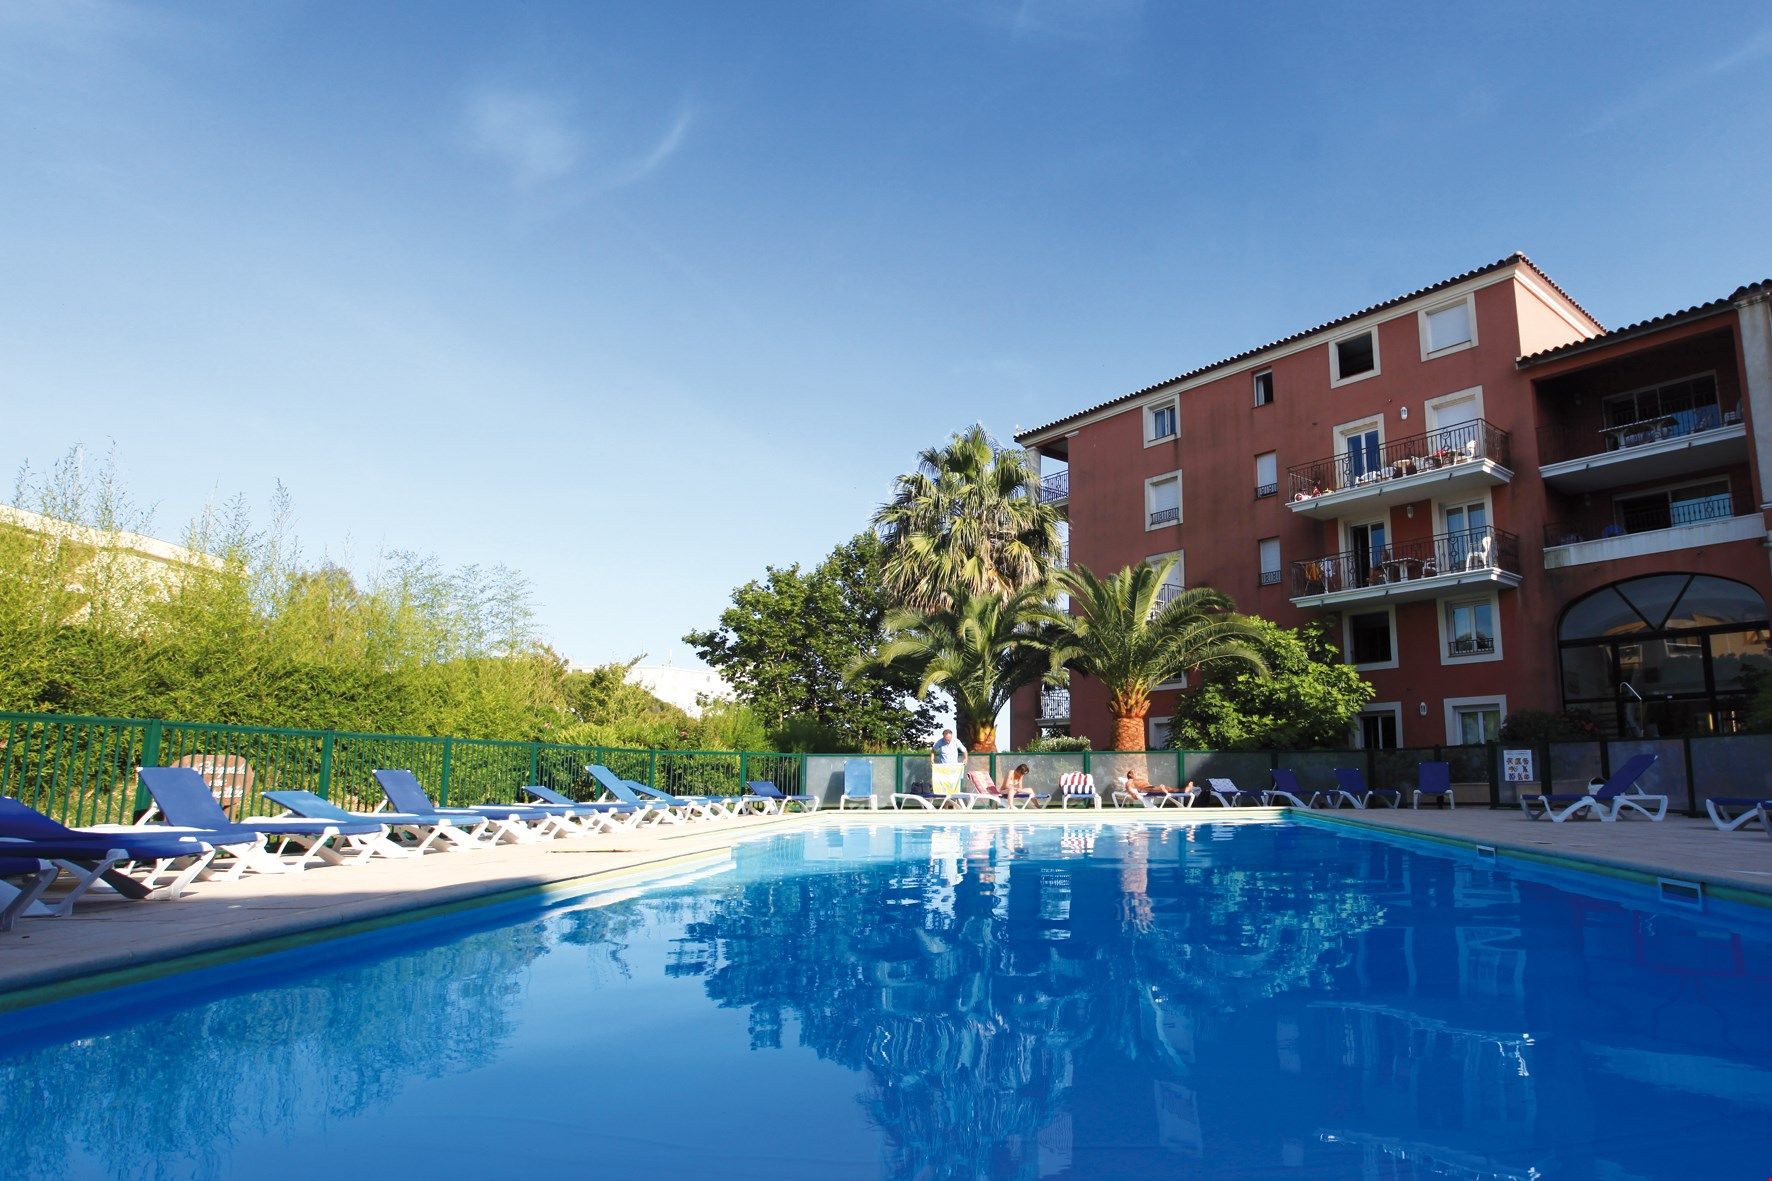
[1147, 716, 1173, 750]
[1146, 399, 1178, 444]
[1259, 537, 1281, 585]
[1331, 329, 1379, 385]
[1452, 702, 1503, 745]
[1446, 598, 1496, 658]
[1356, 705, 1401, 749]
[1600, 373, 1722, 443]
[1348, 610, 1394, 667]
[1253, 370, 1275, 406]
[1146, 473, 1182, 530]
[1421, 296, 1476, 357]
[1148, 551, 1185, 608]
[1254, 451, 1278, 498]
[1337, 418, 1384, 486]
[1614, 478, 1733, 534]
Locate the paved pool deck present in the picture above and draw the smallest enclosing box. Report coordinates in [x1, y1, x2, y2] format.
[3, 804, 1768, 1004]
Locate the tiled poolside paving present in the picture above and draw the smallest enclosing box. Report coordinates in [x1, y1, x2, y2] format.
[2, 805, 1767, 1000]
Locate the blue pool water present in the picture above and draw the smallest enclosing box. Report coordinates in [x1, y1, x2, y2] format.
[2, 819, 1770, 1180]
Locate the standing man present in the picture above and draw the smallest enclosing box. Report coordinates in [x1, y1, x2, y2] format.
[932, 728, 967, 765]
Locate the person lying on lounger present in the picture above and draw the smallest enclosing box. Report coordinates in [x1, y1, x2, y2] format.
[1123, 769, 1187, 797]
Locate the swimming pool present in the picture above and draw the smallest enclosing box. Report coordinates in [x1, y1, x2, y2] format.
[1, 818, 1768, 1180]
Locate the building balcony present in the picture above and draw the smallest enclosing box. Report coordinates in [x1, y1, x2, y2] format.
[1537, 404, 1745, 493]
[1038, 470, 1069, 507]
[1039, 688, 1071, 722]
[1543, 505, 1763, 570]
[1286, 420, 1512, 520]
[1289, 527, 1522, 609]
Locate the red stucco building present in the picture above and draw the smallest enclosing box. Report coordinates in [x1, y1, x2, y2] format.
[1014, 254, 1772, 751]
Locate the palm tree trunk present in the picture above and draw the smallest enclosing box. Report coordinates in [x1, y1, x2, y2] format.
[1110, 713, 1147, 751]
[969, 723, 997, 753]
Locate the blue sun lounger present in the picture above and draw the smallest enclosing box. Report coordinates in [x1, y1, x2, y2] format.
[739, 780, 818, 814]
[0, 856, 58, 932]
[1332, 768, 1403, 809]
[584, 766, 688, 824]
[1521, 753, 1664, 822]
[622, 780, 737, 821]
[139, 766, 392, 873]
[0, 796, 220, 917]
[1266, 768, 1330, 808]
[373, 769, 569, 843]
[1413, 761, 1455, 809]
[262, 790, 482, 854]
[517, 784, 645, 832]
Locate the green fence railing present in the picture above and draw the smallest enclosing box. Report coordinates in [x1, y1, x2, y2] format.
[0, 708, 1759, 827]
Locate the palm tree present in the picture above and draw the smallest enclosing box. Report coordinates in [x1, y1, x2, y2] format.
[1052, 558, 1267, 751]
[859, 586, 1062, 752]
[873, 425, 1061, 613]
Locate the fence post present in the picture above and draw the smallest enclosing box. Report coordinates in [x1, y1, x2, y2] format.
[647, 748, 658, 789]
[895, 754, 904, 798]
[439, 737, 453, 806]
[1682, 736, 1699, 818]
[318, 732, 335, 800]
[1487, 742, 1501, 808]
[529, 742, 540, 786]
[738, 751, 749, 794]
[799, 753, 808, 799]
[142, 718, 163, 769]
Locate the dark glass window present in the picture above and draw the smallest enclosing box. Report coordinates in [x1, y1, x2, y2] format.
[1349, 612, 1392, 664]
[1335, 332, 1376, 379]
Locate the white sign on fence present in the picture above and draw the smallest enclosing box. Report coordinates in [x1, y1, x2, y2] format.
[1502, 749, 1536, 782]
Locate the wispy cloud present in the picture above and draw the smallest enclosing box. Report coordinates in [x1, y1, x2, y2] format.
[1584, 23, 1772, 132]
[599, 104, 695, 191]
[461, 89, 582, 189]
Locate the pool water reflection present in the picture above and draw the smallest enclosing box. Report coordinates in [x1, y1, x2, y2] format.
[1, 820, 1769, 1180]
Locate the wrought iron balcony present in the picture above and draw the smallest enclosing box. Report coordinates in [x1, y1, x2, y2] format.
[1255, 482, 1278, 499]
[1448, 634, 1496, 659]
[1285, 419, 1512, 518]
[1258, 569, 1282, 586]
[1537, 403, 1745, 492]
[1039, 688, 1071, 720]
[1148, 506, 1179, 527]
[1543, 492, 1739, 547]
[1039, 470, 1070, 504]
[1289, 527, 1521, 606]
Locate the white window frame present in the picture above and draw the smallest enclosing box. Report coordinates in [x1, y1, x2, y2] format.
[1334, 414, 1386, 487]
[1443, 695, 1508, 746]
[1418, 293, 1478, 360]
[1252, 369, 1275, 407]
[1258, 536, 1282, 585]
[1424, 385, 1485, 434]
[1437, 593, 1503, 665]
[1147, 715, 1174, 751]
[1353, 702, 1404, 749]
[1330, 327, 1381, 387]
[1254, 451, 1278, 498]
[1344, 605, 1399, 672]
[1149, 550, 1188, 689]
[1144, 471, 1183, 532]
[1144, 397, 1179, 447]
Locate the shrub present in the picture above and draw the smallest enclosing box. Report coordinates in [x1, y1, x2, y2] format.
[1495, 708, 1604, 743]
[1023, 735, 1091, 752]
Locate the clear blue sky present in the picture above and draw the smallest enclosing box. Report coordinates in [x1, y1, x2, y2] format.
[4, 1, 1769, 668]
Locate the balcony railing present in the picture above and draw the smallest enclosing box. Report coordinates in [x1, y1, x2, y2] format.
[1448, 635, 1496, 659]
[1543, 493, 1738, 547]
[1039, 471, 1070, 503]
[1039, 688, 1071, 720]
[1155, 581, 1184, 607]
[1255, 482, 1278, 499]
[1289, 527, 1520, 597]
[1148, 506, 1179, 527]
[1258, 569, 1282, 586]
[1537, 402, 1739, 466]
[1287, 419, 1510, 501]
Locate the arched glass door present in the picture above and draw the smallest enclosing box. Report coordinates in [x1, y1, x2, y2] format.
[1558, 574, 1770, 736]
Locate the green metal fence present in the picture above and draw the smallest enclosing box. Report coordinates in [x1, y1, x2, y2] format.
[2, 708, 1759, 826]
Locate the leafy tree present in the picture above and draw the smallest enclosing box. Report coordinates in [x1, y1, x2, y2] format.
[686, 533, 938, 751]
[554, 658, 696, 748]
[1168, 617, 1372, 751]
[873, 425, 1061, 613]
[864, 586, 1062, 752]
[1051, 558, 1266, 751]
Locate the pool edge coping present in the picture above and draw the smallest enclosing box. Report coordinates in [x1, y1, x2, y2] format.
[0, 844, 736, 1014]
